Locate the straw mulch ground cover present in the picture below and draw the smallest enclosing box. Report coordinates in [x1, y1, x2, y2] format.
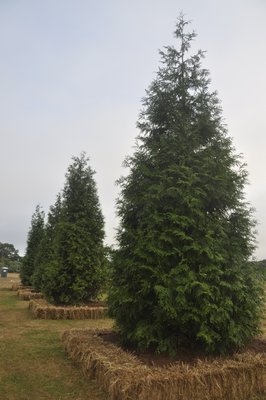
[17, 290, 44, 300]
[29, 299, 108, 320]
[62, 328, 266, 400]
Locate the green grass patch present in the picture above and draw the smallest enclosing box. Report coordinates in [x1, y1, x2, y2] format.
[0, 292, 19, 307]
[0, 278, 111, 400]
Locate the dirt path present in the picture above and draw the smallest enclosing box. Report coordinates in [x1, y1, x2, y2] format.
[0, 274, 113, 400]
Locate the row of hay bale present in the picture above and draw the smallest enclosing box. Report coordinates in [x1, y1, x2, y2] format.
[17, 290, 44, 301]
[11, 283, 108, 320]
[62, 328, 266, 400]
[11, 283, 32, 291]
[29, 299, 108, 320]
[11, 284, 44, 300]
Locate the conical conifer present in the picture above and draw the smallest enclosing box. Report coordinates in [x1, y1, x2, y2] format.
[20, 205, 45, 286]
[109, 16, 263, 355]
[31, 194, 62, 291]
[42, 153, 105, 305]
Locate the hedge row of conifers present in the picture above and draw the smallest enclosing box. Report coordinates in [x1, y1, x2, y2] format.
[20, 16, 264, 356]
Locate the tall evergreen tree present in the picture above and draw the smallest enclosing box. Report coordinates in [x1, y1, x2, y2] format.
[42, 153, 105, 305]
[31, 194, 62, 291]
[20, 205, 45, 286]
[109, 16, 263, 355]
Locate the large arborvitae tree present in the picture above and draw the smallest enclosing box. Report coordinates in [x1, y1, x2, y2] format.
[109, 16, 263, 355]
[20, 205, 45, 286]
[42, 153, 105, 305]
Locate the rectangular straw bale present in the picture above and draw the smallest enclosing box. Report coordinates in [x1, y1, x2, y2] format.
[28, 292, 44, 300]
[12, 284, 32, 291]
[18, 291, 31, 301]
[18, 290, 43, 300]
[29, 299, 108, 320]
[17, 288, 35, 296]
[11, 283, 20, 291]
[62, 328, 266, 400]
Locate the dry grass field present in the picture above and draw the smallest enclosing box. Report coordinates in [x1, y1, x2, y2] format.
[0, 274, 265, 399]
[0, 274, 112, 400]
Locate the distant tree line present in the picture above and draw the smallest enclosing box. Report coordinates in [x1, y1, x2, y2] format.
[0, 242, 22, 272]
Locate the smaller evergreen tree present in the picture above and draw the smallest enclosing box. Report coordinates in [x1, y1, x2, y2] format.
[20, 205, 45, 286]
[42, 153, 105, 305]
[31, 195, 62, 291]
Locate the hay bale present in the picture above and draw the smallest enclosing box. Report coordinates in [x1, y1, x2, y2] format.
[28, 292, 44, 300]
[62, 328, 266, 400]
[11, 283, 20, 291]
[29, 299, 108, 320]
[18, 290, 43, 301]
[11, 284, 32, 291]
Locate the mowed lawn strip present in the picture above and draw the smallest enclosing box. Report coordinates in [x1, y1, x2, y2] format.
[0, 274, 112, 400]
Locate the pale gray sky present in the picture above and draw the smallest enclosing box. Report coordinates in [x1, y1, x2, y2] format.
[0, 0, 265, 259]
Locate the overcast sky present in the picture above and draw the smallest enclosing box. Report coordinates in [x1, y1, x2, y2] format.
[0, 0, 265, 259]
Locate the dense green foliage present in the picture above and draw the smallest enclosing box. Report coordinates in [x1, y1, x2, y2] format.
[31, 195, 62, 291]
[40, 154, 106, 305]
[108, 16, 264, 355]
[20, 205, 45, 285]
[0, 242, 22, 272]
